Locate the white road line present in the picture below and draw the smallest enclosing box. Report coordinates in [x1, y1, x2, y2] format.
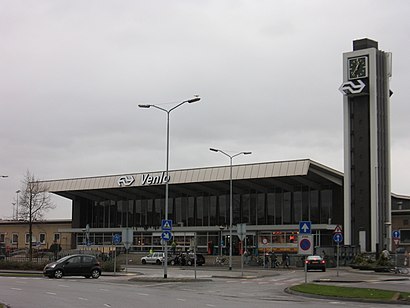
[177, 298, 186, 301]
[99, 288, 110, 291]
[58, 285, 70, 288]
[206, 304, 216, 307]
[46, 292, 56, 295]
[78, 297, 88, 301]
[103, 304, 111, 307]
[10, 287, 22, 291]
[137, 293, 149, 296]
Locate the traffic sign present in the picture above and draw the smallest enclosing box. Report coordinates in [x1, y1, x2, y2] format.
[122, 228, 133, 249]
[299, 221, 312, 234]
[162, 219, 173, 231]
[161, 231, 173, 241]
[237, 223, 246, 241]
[333, 233, 343, 243]
[334, 225, 343, 233]
[112, 233, 121, 245]
[298, 235, 313, 255]
[392, 230, 400, 239]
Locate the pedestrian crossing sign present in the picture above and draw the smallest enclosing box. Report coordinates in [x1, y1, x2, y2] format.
[161, 219, 173, 231]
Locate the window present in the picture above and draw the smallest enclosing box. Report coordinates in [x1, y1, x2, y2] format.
[0, 233, 5, 243]
[54, 233, 60, 242]
[39, 233, 46, 244]
[12, 233, 18, 244]
[25, 233, 30, 244]
[68, 256, 81, 264]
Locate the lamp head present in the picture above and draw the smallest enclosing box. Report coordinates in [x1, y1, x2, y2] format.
[243, 152, 252, 155]
[16, 190, 21, 193]
[138, 104, 151, 108]
[185, 96, 201, 104]
[209, 148, 219, 152]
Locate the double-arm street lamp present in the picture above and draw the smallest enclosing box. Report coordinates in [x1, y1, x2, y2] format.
[139, 96, 200, 279]
[209, 148, 251, 270]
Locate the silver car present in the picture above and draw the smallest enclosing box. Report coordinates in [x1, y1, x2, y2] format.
[141, 252, 165, 265]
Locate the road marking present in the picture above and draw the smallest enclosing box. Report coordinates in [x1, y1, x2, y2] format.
[137, 293, 149, 296]
[177, 298, 186, 302]
[58, 285, 70, 288]
[100, 288, 110, 291]
[78, 297, 88, 301]
[103, 304, 111, 307]
[206, 304, 216, 307]
[46, 292, 56, 295]
[10, 288, 22, 291]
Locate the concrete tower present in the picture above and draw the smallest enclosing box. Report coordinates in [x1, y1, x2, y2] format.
[340, 38, 392, 253]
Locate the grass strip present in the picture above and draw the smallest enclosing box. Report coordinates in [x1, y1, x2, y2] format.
[290, 283, 410, 302]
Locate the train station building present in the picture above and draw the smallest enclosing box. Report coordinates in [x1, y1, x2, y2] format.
[40, 159, 348, 255]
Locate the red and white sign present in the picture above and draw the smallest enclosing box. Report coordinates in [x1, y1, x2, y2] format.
[334, 225, 343, 234]
[298, 235, 313, 255]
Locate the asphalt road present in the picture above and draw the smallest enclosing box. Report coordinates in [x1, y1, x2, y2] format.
[0, 266, 409, 307]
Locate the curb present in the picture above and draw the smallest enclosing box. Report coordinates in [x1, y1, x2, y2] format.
[285, 286, 410, 305]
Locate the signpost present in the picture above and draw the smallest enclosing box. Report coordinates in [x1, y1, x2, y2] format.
[299, 221, 312, 283]
[333, 225, 343, 277]
[237, 223, 246, 276]
[112, 233, 121, 275]
[161, 219, 173, 278]
[392, 230, 400, 266]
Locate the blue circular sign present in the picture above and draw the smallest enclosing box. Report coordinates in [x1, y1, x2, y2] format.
[161, 231, 173, 241]
[333, 233, 343, 243]
[300, 238, 311, 251]
[392, 230, 400, 239]
[113, 234, 121, 245]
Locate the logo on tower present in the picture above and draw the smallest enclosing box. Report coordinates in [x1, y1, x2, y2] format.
[339, 80, 367, 96]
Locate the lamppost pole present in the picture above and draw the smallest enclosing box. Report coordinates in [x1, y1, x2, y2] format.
[15, 190, 21, 220]
[139, 96, 200, 279]
[210, 148, 251, 270]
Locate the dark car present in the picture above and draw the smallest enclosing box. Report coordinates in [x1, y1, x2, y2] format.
[168, 253, 205, 266]
[305, 255, 326, 272]
[43, 254, 101, 279]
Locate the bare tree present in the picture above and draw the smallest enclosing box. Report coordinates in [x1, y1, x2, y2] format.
[18, 170, 55, 261]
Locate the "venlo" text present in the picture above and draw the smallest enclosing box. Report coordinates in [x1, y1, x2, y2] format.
[141, 172, 170, 185]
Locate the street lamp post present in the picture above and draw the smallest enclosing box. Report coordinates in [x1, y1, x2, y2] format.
[15, 190, 21, 220]
[139, 96, 200, 279]
[210, 148, 251, 270]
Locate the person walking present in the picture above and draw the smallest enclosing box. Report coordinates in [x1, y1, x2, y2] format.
[282, 252, 290, 268]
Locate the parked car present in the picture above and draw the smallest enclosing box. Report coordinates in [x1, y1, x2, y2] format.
[305, 255, 326, 272]
[169, 253, 205, 266]
[141, 252, 165, 265]
[43, 254, 101, 279]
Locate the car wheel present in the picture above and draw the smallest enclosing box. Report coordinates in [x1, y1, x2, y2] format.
[54, 269, 63, 279]
[156, 259, 161, 265]
[91, 269, 101, 279]
[142, 259, 146, 264]
[170, 260, 176, 266]
[322, 268, 326, 272]
[187, 260, 192, 266]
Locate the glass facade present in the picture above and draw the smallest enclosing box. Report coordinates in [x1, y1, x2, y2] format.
[77, 187, 339, 230]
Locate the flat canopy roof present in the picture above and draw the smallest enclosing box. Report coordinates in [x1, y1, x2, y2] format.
[40, 159, 343, 202]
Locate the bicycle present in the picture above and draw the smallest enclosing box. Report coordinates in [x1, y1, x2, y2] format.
[390, 266, 409, 274]
[214, 256, 227, 266]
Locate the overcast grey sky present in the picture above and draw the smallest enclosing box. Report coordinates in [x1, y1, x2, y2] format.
[1, 0, 409, 219]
